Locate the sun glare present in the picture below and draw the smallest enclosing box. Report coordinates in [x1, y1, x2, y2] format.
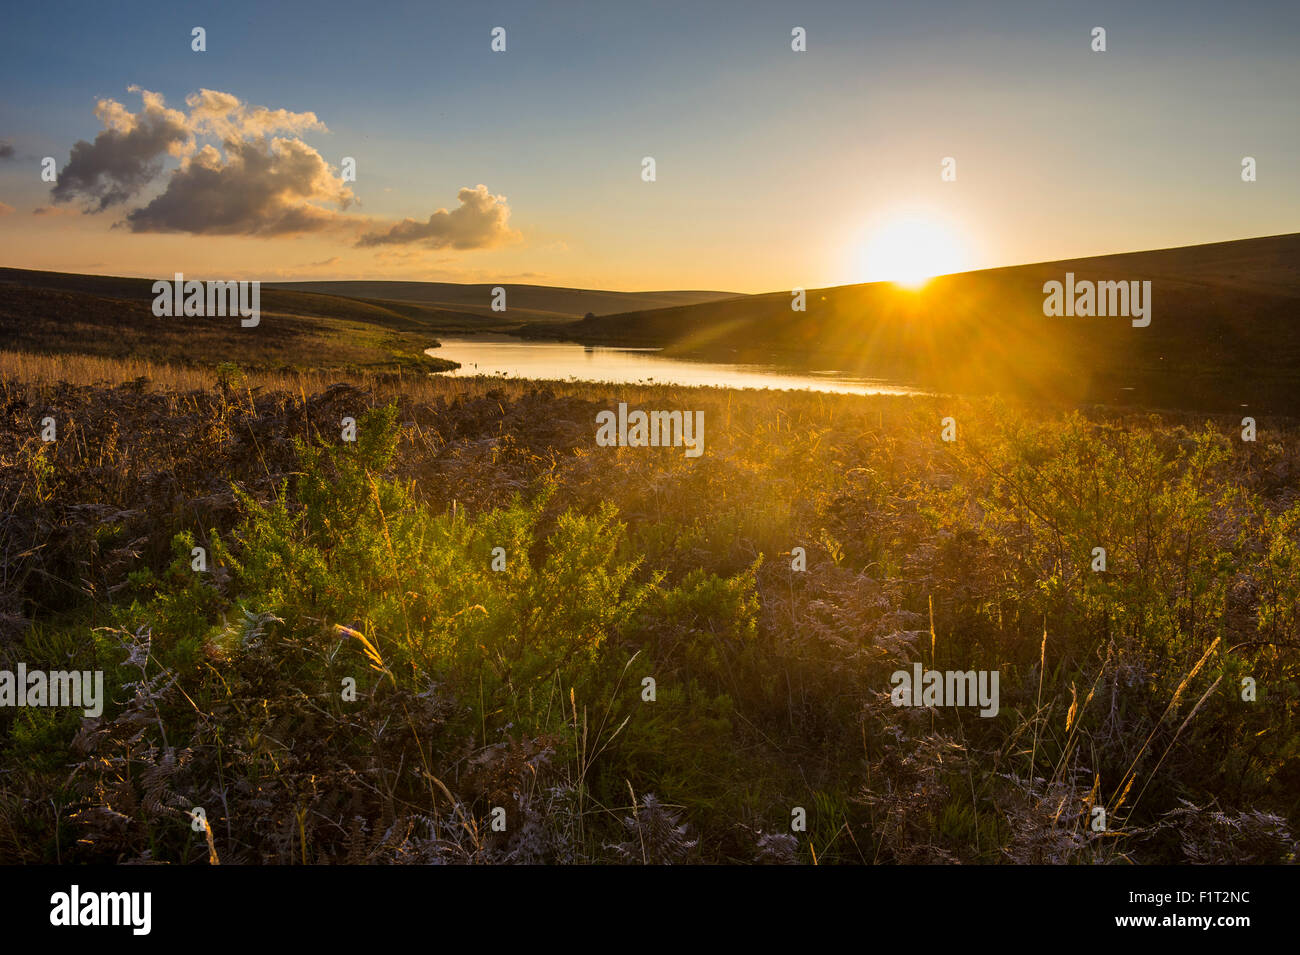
[860, 216, 969, 289]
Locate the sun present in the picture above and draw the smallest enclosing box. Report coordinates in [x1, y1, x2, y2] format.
[859, 215, 969, 289]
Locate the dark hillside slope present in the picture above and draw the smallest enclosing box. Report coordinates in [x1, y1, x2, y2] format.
[526, 234, 1300, 412]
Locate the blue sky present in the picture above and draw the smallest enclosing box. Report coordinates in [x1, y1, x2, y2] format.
[0, 0, 1296, 290]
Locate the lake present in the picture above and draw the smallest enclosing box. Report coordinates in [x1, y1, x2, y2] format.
[425, 334, 926, 396]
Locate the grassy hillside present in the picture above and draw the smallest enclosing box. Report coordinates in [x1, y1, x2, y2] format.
[268, 280, 743, 322]
[523, 234, 1300, 413]
[0, 268, 459, 374]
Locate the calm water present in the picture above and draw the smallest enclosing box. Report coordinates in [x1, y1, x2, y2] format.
[426, 334, 926, 396]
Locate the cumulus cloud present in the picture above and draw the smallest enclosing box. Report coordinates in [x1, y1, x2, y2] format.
[45, 86, 348, 235]
[48, 88, 519, 248]
[125, 137, 354, 235]
[46, 86, 354, 235]
[0, 142, 14, 160]
[51, 89, 190, 210]
[357, 184, 518, 250]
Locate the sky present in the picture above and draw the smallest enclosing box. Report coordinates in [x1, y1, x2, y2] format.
[0, 0, 1296, 293]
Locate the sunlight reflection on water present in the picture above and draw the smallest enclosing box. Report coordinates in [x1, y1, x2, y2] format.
[426, 335, 926, 397]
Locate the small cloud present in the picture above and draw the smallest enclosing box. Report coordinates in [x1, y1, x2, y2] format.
[32, 205, 80, 217]
[0, 142, 14, 160]
[374, 248, 427, 262]
[0, 201, 13, 216]
[293, 255, 342, 269]
[357, 184, 519, 250]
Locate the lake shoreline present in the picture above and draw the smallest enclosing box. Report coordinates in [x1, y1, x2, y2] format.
[424, 333, 928, 397]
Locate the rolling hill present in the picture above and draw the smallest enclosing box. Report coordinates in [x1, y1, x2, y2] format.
[266, 280, 742, 323]
[5, 235, 1298, 412]
[0, 267, 465, 372]
[0, 267, 742, 373]
[520, 233, 1300, 412]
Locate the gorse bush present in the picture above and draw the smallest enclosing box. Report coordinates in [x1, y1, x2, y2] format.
[970, 414, 1242, 657]
[218, 404, 658, 728]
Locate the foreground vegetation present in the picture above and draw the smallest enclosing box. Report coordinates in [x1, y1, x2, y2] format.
[0, 352, 1297, 863]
